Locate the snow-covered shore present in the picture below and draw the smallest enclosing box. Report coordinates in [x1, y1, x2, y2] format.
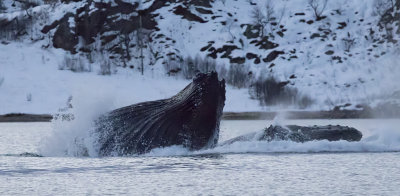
[0, 42, 262, 114]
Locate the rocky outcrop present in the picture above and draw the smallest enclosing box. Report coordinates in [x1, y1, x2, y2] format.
[173, 5, 207, 23]
[42, 0, 161, 53]
[263, 50, 284, 62]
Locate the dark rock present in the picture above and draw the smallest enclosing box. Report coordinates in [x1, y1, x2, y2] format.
[208, 52, 217, 59]
[332, 56, 343, 63]
[201, 43, 212, 52]
[42, 0, 161, 54]
[101, 34, 118, 45]
[316, 15, 327, 21]
[41, 12, 73, 34]
[174, 5, 207, 23]
[263, 50, 284, 62]
[195, 7, 213, 14]
[61, 0, 83, 2]
[230, 57, 246, 64]
[243, 24, 260, 39]
[190, 0, 213, 8]
[255, 36, 278, 50]
[209, 45, 239, 59]
[337, 22, 347, 29]
[310, 33, 320, 39]
[325, 50, 334, 55]
[211, 15, 222, 20]
[52, 17, 78, 53]
[246, 52, 258, 59]
[249, 40, 258, 44]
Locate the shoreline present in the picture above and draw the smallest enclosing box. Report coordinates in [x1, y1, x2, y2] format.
[0, 113, 53, 122]
[1, 110, 399, 122]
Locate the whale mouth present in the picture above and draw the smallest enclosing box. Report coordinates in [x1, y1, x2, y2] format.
[193, 72, 226, 149]
[94, 71, 226, 156]
[171, 71, 226, 150]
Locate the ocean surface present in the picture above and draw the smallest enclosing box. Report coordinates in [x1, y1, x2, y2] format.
[1, 119, 400, 195]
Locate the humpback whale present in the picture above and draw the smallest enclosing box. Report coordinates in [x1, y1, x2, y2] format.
[94, 72, 226, 156]
[220, 125, 362, 145]
[91, 71, 363, 156]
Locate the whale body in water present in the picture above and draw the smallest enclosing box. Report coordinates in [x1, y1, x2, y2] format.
[94, 72, 226, 156]
[220, 125, 363, 146]
[92, 72, 363, 156]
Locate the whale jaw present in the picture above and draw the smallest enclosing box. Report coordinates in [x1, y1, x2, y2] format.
[94, 72, 225, 156]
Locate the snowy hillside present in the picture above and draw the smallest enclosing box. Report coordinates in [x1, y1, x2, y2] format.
[0, 41, 261, 114]
[0, 0, 400, 115]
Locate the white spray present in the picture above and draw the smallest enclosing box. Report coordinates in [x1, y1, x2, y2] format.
[39, 85, 116, 157]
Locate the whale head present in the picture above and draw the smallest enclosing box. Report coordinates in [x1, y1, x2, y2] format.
[178, 71, 226, 150]
[95, 71, 226, 155]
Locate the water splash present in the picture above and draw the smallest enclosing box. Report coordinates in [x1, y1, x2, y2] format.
[39, 86, 115, 157]
[271, 111, 287, 127]
[146, 124, 400, 156]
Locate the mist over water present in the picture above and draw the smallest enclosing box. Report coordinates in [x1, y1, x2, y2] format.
[39, 87, 116, 157]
